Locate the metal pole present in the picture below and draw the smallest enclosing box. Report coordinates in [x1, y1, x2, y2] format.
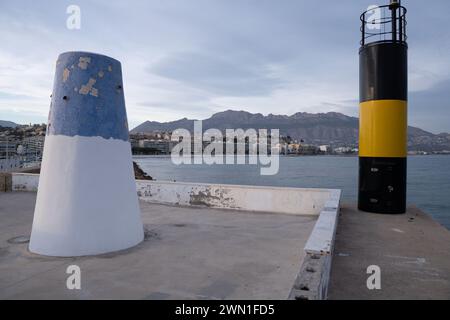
[390, 0, 401, 42]
[391, 5, 397, 42]
[362, 13, 365, 46]
[398, 0, 403, 42]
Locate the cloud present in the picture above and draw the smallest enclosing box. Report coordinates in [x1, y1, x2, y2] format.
[0, 0, 449, 133]
[149, 51, 286, 97]
[0, 91, 34, 100]
[409, 79, 450, 133]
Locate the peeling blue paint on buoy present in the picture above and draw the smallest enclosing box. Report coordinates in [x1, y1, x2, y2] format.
[48, 52, 129, 141]
[29, 52, 144, 257]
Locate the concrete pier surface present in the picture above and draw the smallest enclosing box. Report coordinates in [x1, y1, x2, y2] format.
[0, 192, 316, 299]
[328, 203, 450, 300]
[2, 190, 449, 299]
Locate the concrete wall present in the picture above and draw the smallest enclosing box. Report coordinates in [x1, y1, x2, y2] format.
[9, 173, 333, 215]
[137, 180, 332, 215]
[11, 173, 39, 191]
[12, 173, 333, 215]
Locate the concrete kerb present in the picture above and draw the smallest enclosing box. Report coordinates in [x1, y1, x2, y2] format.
[289, 189, 341, 300]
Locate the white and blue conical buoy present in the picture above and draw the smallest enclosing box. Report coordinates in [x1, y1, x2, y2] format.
[29, 52, 144, 257]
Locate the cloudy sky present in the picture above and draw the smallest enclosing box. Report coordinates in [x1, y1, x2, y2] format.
[0, 0, 449, 133]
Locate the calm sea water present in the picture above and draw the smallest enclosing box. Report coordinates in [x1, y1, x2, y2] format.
[134, 155, 450, 229]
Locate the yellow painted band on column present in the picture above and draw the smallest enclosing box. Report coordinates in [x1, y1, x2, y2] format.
[359, 100, 407, 158]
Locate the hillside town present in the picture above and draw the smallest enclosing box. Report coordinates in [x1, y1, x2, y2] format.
[129, 131, 356, 156]
[1, 122, 361, 172]
[0, 124, 46, 171]
[2, 120, 448, 172]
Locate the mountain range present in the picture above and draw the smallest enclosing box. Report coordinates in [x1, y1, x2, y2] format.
[0, 120, 18, 128]
[131, 110, 450, 152]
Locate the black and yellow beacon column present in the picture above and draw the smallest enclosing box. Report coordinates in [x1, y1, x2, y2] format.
[358, 0, 408, 214]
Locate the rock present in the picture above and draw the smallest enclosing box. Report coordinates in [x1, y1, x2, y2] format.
[133, 161, 152, 180]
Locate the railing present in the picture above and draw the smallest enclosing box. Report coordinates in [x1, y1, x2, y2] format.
[360, 4, 407, 46]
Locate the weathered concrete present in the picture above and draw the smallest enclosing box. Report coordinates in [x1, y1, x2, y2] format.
[304, 191, 340, 255]
[11, 173, 39, 192]
[9, 173, 336, 216]
[289, 253, 332, 300]
[0, 192, 317, 299]
[0, 173, 12, 192]
[137, 180, 333, 216]
[288, 190, 341, 300]
[328, 203, 450, 300]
